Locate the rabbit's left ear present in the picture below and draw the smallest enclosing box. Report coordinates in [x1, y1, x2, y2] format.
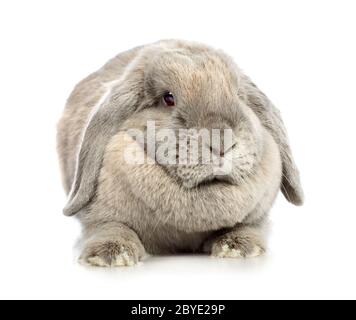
[241, 76, 304, 206]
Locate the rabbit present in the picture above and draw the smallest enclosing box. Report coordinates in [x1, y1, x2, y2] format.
[57, 40, 303, 267]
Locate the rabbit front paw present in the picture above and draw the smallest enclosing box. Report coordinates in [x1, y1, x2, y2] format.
[211, 235, 265, 259]
[79, 240, 142, 267]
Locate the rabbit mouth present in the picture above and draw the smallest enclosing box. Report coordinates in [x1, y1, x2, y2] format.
[165, 163, 239, 189]
[180, 175, 239, 190]
[186, 175, 236, 188]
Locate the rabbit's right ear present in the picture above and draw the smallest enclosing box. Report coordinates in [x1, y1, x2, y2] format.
[63, 66, 144, 216]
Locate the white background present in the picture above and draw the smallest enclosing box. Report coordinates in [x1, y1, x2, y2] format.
[0, 0, 355, 300]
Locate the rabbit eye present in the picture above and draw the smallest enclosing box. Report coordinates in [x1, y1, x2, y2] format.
[163, 92, 175, 107]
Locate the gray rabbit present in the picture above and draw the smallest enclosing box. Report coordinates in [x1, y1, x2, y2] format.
[57, 40, 303, 267]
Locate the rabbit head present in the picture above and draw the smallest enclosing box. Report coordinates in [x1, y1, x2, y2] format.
[121, 51, 265, 190]
[63, 40, 303, 216]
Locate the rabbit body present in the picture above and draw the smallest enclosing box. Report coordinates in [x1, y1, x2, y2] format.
[57, 40, 302, 266]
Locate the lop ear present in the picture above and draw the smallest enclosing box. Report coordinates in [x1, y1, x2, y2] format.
[241, 75, 304, 206]
[63, 71, 144, 216]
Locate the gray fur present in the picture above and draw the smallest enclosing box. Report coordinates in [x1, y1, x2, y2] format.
[57, 40, 303, 266]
